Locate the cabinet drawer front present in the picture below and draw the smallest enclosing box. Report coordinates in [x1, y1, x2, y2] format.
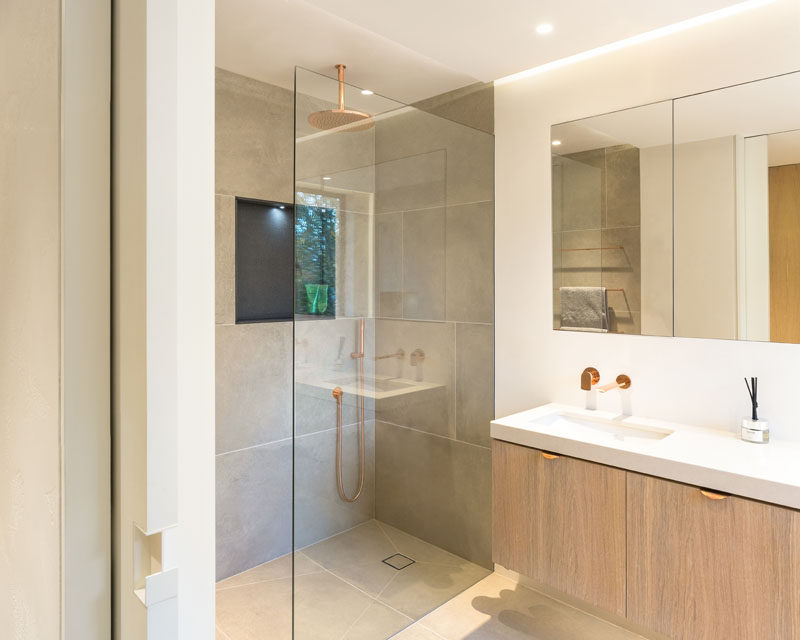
[492, 441, 626, 615]
[627, 472, 800, 640]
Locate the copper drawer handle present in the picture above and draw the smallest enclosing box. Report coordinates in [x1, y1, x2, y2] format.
[700, 489, 729, 500]
[541, 452, 560, 460]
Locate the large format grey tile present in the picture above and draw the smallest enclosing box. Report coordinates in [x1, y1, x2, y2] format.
[293, 570, 377, 640]
[601, 226, 642, 315]
[294, 421, 375, 548]
[216, 552, 323, 591]
[215, 562, 292, 640]
[343, 600, 413, 640]
[215, 68, 293, 202]
[216, 195, 235, 325]
[216, 322, 292, 453]
[455, 323, 494, 448]
[302, 521, 397, 596]
[380, 559, 491, 620]
[403, 209, 446, 321]
[392, 624, 445, 640]
[605, 144, 641, 228]
[216, 441, 292, 580]
[374, 151, 446, 214]
[337, 211, 372, 318]
[412, 82, 494, 135]
[374, 320, 454, 438]
[375, 422, 492, 567]
[558, 150, 604, 231]
[375, 212, 404, 318]
[419, 573, 645, 640]
[445, 202, 494, 324]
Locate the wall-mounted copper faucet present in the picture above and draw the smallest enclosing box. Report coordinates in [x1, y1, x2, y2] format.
[598, 374, 632, 393]
[581, 367, 600, 391]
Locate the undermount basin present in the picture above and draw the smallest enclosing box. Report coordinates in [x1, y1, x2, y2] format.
[531, 411, 674, 442]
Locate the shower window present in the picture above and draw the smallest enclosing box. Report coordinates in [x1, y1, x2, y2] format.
[295, 191, 340, 317]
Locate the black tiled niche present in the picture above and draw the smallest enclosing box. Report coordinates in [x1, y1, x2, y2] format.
[235, 198, 294, 323]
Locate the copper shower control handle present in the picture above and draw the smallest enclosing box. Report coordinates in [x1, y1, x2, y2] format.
[541, 452, 560, 460]
[581, 367, 600, 391]
[597, 374, 632, 393]
[700, 489, 729, 500]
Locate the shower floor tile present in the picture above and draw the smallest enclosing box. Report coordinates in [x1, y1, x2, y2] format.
[214, 520, 491, 640]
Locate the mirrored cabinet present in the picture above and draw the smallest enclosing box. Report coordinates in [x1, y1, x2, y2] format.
[552, 70, 800, 343]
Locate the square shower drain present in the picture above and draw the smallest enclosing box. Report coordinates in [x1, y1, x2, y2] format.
[382, 553, 415, 570]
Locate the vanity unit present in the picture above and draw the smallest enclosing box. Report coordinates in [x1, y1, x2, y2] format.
[491, 405, 800, 640]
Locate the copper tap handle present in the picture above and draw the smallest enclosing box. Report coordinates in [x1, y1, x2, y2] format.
[581, 367, 600, 391]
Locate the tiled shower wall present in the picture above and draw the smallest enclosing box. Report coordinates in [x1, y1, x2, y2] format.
[373, 87, 496, 568]
[215, 68, 295, 579]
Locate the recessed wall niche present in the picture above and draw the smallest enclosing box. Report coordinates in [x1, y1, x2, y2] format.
[235, 198, 294, 322]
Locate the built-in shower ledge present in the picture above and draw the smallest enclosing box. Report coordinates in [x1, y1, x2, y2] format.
[492, 403, 800, 510]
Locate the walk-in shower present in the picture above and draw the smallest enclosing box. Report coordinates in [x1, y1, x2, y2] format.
[292, 66, 495, 638]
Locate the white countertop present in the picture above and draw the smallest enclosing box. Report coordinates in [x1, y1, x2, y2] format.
[491, 403, 800, 510]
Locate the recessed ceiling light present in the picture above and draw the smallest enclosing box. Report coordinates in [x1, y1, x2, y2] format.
[322, 176, 332, 181]
[361, 89, 374, 95]
[498, 0, 776, 86]
[551, 140, 562, 146]
[536, 23, 554, 35]
[280, 205, 286, 209]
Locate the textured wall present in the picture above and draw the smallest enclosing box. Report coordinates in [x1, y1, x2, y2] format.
[0, 0, 62, 636]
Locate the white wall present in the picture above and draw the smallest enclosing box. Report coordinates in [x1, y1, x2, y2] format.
[495, 0, 800, 440]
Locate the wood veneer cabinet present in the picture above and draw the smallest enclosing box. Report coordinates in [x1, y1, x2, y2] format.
[627, 472, 800, 640]
[492, 440, 627, 615]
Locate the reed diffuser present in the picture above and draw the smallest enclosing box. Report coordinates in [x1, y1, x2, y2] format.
[742, 377, 769, 444]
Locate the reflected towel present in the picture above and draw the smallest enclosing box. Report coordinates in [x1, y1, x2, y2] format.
[560, 287, 608, 331]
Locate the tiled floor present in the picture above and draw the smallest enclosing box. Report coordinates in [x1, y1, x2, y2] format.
[399, 572, 648, 640]
[215, 520, 491, 640]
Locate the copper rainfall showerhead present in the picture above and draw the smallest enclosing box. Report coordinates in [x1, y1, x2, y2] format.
[307, 64, 374, 132]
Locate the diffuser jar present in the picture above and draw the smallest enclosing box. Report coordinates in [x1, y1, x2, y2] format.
[741, 418, 769, 444]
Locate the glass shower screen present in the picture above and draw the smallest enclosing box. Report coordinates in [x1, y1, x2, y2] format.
[293, 66, 495, 639]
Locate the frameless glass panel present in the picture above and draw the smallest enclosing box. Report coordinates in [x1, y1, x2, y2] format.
[293, 67, 495, 639]
[551, 101, 673, 336]
[674, 71, 800, 342]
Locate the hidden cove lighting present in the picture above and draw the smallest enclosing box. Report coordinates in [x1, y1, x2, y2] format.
[496, 0, 777, 86]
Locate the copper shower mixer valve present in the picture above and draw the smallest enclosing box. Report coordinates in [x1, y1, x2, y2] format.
[581, 367, 631, 392]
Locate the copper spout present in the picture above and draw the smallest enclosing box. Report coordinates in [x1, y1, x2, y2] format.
[597, 374, 632, 393]
[581, 367, 600, 391]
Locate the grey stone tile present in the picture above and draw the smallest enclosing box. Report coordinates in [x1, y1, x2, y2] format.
[556, 230, 602, 289]
[343, 600, 413, 640]
[303, 521, 397, 596]
[294, 421, 375, 548]
[215, 195, 235, 325]
[293, 571, 379, 640]
[379, 559, 491, 620]
[375, 109, 493, 208]
[216, 441, 292, 580]
[375, 422, 491, 567]
[216, 322, 292, 453]
[375, 151, 446, 214]
[412, 82, 494, 135]
[336, 211, 372, 318]
[375, 212, 403, 318]
[559, 150, 605, 231]
[374, 320, 454, 438]
[392, 624, 443, 640]
[455, 323, 494, 448]
[601, 226, 641, 316]
[446, 202, 494, 323]
[216, 576, 292, 640]
[215, 68, 293, 202]
[376, 522, 468, 565]
[216, 551, 323, 591]
[403, 209, 446, 321]
[420, 573, 645, 640]
[606, 144, 641, 228]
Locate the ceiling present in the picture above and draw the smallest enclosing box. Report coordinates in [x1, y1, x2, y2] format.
[217, 0, 758, 103]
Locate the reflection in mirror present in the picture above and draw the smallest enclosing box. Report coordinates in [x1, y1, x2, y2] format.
[674, 71, 800, 342]
[551, 101, 673, 336]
